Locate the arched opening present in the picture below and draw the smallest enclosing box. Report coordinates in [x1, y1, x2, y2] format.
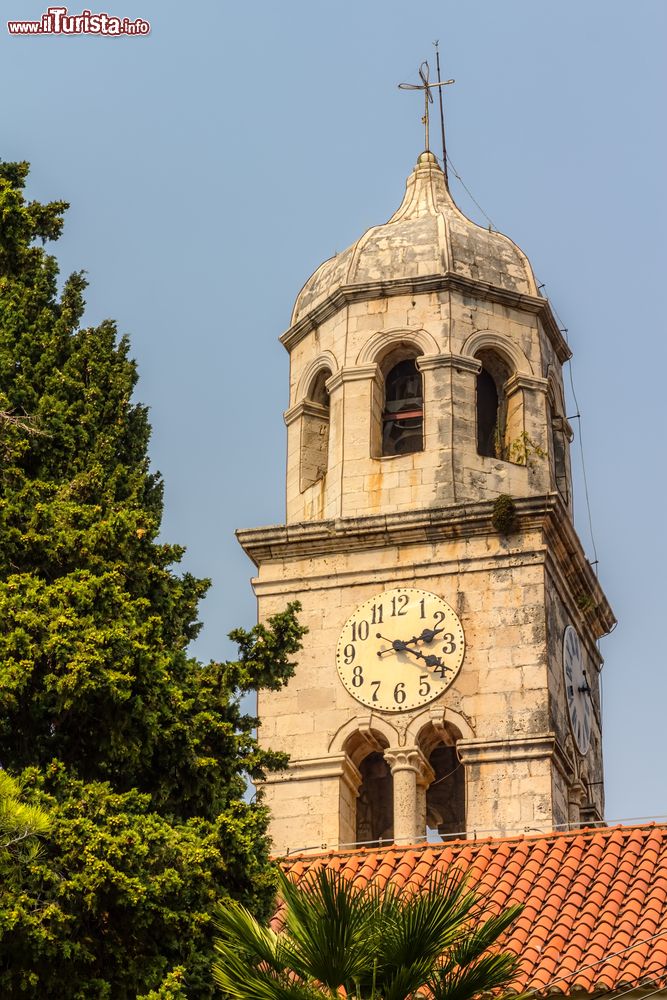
[426, 745, 465, 840]
[550, 406, 570, 503]
[299, 368, 331, 492]
[475, 350, 510, 459]
[308, 370, 330, 408]
[382, 358, 424, 457]
[356, 751, 394, 847]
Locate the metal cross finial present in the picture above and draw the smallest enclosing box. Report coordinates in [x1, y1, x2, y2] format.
[398, 60, 454, 155]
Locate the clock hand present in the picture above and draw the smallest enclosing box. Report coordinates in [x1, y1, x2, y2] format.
[374, 634, 447, 671]
[375, 633, 413, 656]
[578, 669, 592, 695]
[388, 644, 446, 671]
[409, 625, 445, 645]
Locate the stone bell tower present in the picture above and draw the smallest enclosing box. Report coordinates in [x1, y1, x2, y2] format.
[237, 149, 615, 856]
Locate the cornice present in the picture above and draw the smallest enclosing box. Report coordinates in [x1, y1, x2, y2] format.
[284, 399, 329, 426]
[261, 754, 361, 792]
[417, 353, 482, 374]
[505, 372, 550, 396]
[280, 274, 572, 364]
[236, 493, 615, 639]
[457, 733, 557, 765]
[325, 364, 378, 394]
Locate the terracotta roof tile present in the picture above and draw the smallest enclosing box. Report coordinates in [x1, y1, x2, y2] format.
[279, 824, 667, 995]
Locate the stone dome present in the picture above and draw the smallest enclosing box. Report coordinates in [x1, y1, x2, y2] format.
[291, 151, 538, 327]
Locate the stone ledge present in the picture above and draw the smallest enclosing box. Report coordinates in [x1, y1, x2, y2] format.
[457, 733, 556, 764]
[417, 353, 482, 375]
[237, 495, 615, 639]
[261, 754, 360, 793]
[279, 273, 571, 364]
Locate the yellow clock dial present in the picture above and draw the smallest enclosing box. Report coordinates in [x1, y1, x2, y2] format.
[336, 587, 465, 712]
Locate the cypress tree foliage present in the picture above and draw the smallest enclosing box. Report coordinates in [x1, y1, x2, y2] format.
[0, 162, 306, 998]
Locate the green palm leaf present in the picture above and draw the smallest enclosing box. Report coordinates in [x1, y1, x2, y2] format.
[212, 863, 523, 1000]
[279, 867, 384, 989]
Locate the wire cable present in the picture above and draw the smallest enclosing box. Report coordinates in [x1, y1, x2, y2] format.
[432, 149, 601, 571]
[441, 151, 499, 231]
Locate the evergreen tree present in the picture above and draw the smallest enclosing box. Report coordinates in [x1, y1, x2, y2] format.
[0, 161, 305, 998]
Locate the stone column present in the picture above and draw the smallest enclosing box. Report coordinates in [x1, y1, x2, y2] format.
[384, 747, 434, 845]
[416, 353, 480, 507]
[326, 364, 379, 520]
[567, 779, 587, 831]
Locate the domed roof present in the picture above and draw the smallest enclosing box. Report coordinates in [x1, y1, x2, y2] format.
[291, 151, 538, 327]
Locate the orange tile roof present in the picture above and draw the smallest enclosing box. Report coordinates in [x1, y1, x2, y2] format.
[278, 824, 667, 996]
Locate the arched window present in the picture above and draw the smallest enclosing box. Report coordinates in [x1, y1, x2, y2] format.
[356, 751, 394, 847]
[299, 368, 331, 492]
[382, 359, 423, 457]
[426, 744, 465, 841]
[475, 351, 510, 459]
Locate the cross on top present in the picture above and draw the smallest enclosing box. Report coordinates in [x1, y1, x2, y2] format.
[398, 60, 455, 156]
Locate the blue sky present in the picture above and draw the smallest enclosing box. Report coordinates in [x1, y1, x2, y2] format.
[2, 0, 666, 824]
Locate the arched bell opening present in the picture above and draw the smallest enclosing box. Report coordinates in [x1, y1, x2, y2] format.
[426, 745, 465, 840]
[356, 751, 394, 847]
[416, 720, 466, 842]
[371, 345, 424, 458]
[475, 349, 511, 459]
[340, 728, 394, 848]
[299, 367, 332, 492]
[547, 380, 572, 505]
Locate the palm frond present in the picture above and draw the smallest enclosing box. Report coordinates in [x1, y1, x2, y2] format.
[429, 952, 523, 1000]
[450, 906, 524, 969]
[279, 868, 383, 988]
[212, 865, 523, 1000]
[213, 898, 284, 972]
[212, 899, 322, 999]
[376, 872, 477, 974]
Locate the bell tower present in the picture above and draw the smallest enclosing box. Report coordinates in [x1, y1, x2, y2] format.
[237, 149, 615, 856]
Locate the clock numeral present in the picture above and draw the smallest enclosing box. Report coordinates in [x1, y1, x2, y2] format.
[352, 665, 364, 688]
[434, 663, 447, 680]
[390, 594, 409, 617]
[393, 682, 406, 704]
[371, 680, 381, 702]
[441, 633, 456, 655]
[351, 620, 369, 642]
[343, 643, 356, 665]
[419, 598, 427, 619]
[370, 603, 383, 625]
[419, 674, 431, 697]
[434, 610, 446, 625]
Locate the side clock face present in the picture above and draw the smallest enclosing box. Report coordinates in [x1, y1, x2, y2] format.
[563, 624, 592, 754]
[336, 587, 465, 712]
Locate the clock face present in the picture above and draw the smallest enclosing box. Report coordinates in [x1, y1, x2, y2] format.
[563, 624, 592, 754]
[336, 587, 465, 712]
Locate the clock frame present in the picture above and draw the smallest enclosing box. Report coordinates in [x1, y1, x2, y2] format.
[335, 587, 465, 712]
[563, 624, 592, 755]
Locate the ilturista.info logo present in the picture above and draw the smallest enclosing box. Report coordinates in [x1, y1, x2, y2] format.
[7, 7, 150, 35]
